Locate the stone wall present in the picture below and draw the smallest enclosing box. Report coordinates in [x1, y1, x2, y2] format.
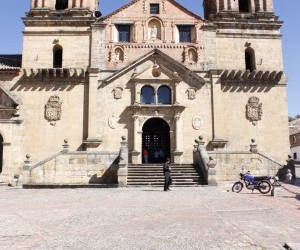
[208, 151, 283, 182]
[23, 151, 119, 185]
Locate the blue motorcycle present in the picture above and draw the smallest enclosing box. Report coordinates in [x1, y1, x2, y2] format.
[232, 171, 272, 194]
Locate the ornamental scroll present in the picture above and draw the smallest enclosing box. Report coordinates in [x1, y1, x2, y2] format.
[45, 95, 62, 126]
[246, 96, 262, 125]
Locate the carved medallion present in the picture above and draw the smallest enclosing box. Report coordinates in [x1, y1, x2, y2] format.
[113, 87, 123, 99]
[108, 114, 118, 129]
[45, 95, 62, 126]
[192, 116, 202, 130]
[246, 97, 262, 125]
[187, 88, 197, 100]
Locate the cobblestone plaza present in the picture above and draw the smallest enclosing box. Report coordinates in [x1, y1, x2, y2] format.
[0, 184, 299, 250]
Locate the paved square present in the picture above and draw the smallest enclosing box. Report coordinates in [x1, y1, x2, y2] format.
[0, 185, 299, 250]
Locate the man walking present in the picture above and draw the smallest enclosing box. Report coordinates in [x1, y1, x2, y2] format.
[163, 158, 172, 191]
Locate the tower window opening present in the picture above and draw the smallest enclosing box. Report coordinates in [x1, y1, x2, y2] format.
[239, 0, 250, 13]
[245, 48, 256, 72]
[55, 0, 68, 10]
[53, 45, 63, 68]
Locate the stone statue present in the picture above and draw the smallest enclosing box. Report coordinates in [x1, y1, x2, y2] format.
[151, 25, 158, 38]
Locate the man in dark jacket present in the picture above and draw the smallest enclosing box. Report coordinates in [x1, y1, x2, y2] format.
[163, 158, 172, 191]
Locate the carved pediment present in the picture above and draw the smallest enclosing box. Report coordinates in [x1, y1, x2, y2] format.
[131, 62, 182, 82]
[103, 49, 205, 88]
[102, 0, 203, 22]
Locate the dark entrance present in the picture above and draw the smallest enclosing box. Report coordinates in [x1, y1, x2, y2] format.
[142, 118, 170, 164]
[0, 134, 3, 173]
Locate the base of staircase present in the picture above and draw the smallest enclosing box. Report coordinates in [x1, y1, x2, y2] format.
[22, 184, 119, 189]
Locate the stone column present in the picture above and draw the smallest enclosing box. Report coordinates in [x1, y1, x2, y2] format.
[174, 114, 180, 152]
[223, 0, 228, 11]
[133, 22, 138, 43]
[133, 115, 139, 152]
[109, 24, 114, 43]
[31, 0, 36, 8]
[171, 22, 175, 43]
[0, 142, 11, 181]
[84, 68, 102, 151]
[84, 23, 105, 150]
[174, 82, 179, 104]
[118, 136, 128, 187]
[163, 22, 167, 43]
[265, 0, 273, 12]
[131, 115, 141, 164]
[142, 21, 146, 43]
[258, 0, 264, 11]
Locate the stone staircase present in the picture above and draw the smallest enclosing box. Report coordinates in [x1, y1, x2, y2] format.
[127, 164, 207, 187]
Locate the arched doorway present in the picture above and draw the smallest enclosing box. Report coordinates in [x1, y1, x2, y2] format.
[142, 118, 170, 164]
[0, 135, 3, 174]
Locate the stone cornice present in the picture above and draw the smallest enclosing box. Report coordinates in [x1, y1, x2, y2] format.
[127, 104, 185, 114]
[23, 68, 88, 79]
[220, 70, 285, 85]
[23, 31, 91, 36]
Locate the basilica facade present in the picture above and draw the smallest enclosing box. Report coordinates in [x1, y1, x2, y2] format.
[0, 0, 290, 186]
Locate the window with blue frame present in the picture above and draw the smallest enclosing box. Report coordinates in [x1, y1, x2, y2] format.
[117, 25, 131, 42]
[141, 86, 155, 104]
[157, 86, 171, 104]
[178, 26, 191, 43]
[150, 4, 160, 14]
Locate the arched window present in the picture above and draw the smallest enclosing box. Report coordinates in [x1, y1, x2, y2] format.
[55, 0, 68, 10]
[239, 0, 250, 13]
[53, 45, 63, 68]
[141, 86, 155, 104]
[157, 86, 171, 104]
[245, 48, 256, 72]
[0, 134, 3, 174]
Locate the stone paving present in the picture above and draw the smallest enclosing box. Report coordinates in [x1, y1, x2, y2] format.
[0, 181, 299, 250]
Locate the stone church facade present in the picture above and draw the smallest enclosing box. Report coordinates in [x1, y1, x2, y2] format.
[0, 0, 290, 186]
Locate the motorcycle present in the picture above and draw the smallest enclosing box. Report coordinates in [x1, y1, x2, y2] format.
[232, 171, 272, 194]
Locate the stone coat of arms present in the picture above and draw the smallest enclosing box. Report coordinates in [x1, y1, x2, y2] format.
[45, 95, 62, 125]
[246, 96, 262, 125]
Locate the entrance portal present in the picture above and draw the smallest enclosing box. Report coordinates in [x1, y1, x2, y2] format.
[142, 118, 170, 163]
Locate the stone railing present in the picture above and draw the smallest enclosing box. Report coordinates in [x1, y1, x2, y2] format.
[23, 139, 119, 187]
[193, 136, 217, 186]
[118, 136, 129, 187]
[194, 137, 284, 184]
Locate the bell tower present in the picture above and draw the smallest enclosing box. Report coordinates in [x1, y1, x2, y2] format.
[30, 0, 99, 12]
[203, 0, 275, 20]
[22, 0, 99, 70]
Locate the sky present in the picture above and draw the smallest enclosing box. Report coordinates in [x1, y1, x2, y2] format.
[0, 0, 299, 117]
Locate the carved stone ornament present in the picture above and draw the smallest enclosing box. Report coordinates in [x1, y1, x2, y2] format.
[246, 96, 262, 125]
[45, 95, 62, 126]
[187, 88, 197, 100]
[192, 116, 202, 130]
[108, 114, 118, 129]
[113, 87, 123, 99]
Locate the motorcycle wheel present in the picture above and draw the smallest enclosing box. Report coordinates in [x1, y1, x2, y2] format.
[258, 180, 271, 194]
[232, 182, 243, 193]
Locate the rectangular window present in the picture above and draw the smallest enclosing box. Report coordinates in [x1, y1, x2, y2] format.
[150, 4, 159, 14]
[178, 26, 191, 43]
[294, 153, 297, 159]
[117, 25, 131, 42]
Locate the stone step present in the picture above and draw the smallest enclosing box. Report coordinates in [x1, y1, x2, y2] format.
[127, 163, 207, 186]
[127, 181, 207, 186]
[128, 171, 199, 176]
